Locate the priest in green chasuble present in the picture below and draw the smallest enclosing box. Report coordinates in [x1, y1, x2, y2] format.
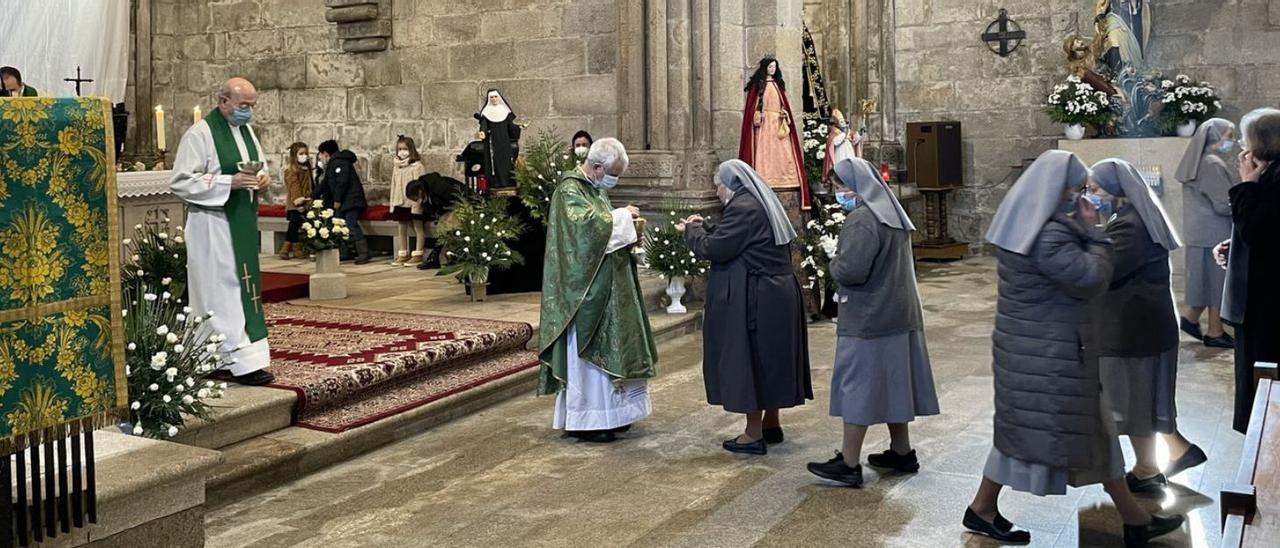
[538, 138, 658, 443]
[168, 77, 275, 385]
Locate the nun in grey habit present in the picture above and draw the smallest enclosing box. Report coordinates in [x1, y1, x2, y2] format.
[963, 150, 1183, 545]
[1174, 118, 1237, 347]
[805, 158, 939, 489]
[681, 159, 812, 456]
[1091, 159, 1207, 494]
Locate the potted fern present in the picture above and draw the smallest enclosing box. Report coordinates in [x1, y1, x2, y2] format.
[437, 196, 525, 301]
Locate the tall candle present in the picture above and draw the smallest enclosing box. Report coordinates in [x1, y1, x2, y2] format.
[155, 105, 167, 151]
[193, 105, 202, 125]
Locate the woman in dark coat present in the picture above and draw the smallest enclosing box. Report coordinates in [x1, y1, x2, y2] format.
[805, 159, 939, 488]
[1090, 159, 1206, 495]
[1174, 118, 1237, 347]
[963, 150, 1182, 546]
[1224, 111, 1280, 433]
[680, 159, 812, 456]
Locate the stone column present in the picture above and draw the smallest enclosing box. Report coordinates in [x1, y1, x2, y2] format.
[645, 0, 670, 150]
[617, 1, 647, 147]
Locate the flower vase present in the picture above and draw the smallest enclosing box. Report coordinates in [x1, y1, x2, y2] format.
[1064, 124, 1086, 141]
[469, 269, 489, 302]
[1176, 120, 1197, 137]
[309, 247, 347, 300]
[665, 275, 687, 314]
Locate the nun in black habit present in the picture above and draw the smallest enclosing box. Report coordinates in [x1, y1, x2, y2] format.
[474, 89, 521, 189]
[680, 159, 813, 456]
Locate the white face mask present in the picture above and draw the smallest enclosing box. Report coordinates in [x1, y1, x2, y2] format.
[574, 146, 589, 158]
[397, 150, 410, 160]
[296, 154, 309, 164]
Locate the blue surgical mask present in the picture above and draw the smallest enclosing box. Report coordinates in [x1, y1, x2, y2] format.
[596, 174, 619, 189]
[1086, 192, 1113, 218]
[1217, 140, 1236, 154]
[836, 192, 859, 210]
[230, 105, 253, 126]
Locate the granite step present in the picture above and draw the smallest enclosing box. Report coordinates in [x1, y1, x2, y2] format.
[202, 310, 701, 508]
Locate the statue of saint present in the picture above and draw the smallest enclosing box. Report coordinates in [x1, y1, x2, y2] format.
[1063, 34, 1118, 96]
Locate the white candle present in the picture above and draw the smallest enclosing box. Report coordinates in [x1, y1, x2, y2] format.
[193, 105, 202, 125]
[155, 105, 167, 151]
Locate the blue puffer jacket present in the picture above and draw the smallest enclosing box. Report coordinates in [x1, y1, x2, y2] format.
[992, 214, 1113, 469]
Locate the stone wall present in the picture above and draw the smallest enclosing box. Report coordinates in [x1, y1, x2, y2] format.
[137, 0, 619, 199]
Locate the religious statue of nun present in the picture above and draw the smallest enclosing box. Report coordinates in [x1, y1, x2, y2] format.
[474, 89, 521, 189]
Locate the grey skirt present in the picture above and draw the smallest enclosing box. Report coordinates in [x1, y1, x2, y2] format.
[983, 396, 1125, 496]
[829, 330, 940, 426]
[1185, 245, 1226, 308]
[1100, 348, 1178, 436]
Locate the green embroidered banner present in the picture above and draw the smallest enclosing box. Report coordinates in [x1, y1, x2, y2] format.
[0, 96, 127, 449]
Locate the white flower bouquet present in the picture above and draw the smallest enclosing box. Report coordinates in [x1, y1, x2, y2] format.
[437, 196, 524, 285]
[1156, 74, 1222, 131]
[299, 199, 351, 252]
[1045, 75, 1117, 129]
[643, 202, 708, 280]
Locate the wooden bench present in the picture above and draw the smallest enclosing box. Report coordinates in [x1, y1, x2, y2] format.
[1220, 361, 1279, 547]
[256, 204, 428, 255]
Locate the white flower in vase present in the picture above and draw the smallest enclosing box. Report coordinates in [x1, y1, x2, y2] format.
[198, 388, 210, 398]
[143, 293, 157, 301]
[132, 424, 144, 435]
[148, 383, 159, 391]
[127, 343, 137, 351]
[168, 426, 178, 437]
[156, 325, 169, 335]
[182, 395, 194, 405]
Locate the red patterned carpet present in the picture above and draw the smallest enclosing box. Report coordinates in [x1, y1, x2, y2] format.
[262, 304, 538, 432]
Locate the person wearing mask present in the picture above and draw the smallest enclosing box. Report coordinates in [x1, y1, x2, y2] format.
[805, 158, 938, 487]
[678, 159, 812, 456]
[388, 136, 428, 266]
[313, 140, 370, 264]
[1222, 111, 1280, 433]
[962, 150, 1183, 545]
[281, 141, 314, 259]
[1174, 118, 1237, 348]
[0, 67, 37, 97]
[1090, 159, 1207, 497]
[571, 130, 593, 161]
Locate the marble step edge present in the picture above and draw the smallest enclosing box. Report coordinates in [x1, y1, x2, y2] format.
[37, 431, 222, 547]
[202, 310, 702, 509]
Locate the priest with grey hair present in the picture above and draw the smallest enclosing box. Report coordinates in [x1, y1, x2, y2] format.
[678, 159, 812, 456]
[537, 138, 658, 444]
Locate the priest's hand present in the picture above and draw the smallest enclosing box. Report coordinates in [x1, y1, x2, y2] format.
[231, 172, 260, 189]
[255, 173, 272, 190]
[626, 205, 640, 219]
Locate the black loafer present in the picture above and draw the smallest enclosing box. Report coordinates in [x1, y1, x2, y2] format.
[1204, 333, 1235, 348]
[963, 507, 1031, 544]
[1123, 514, 1184, 547]
[569, 430, 617, 443]
[723, 436, 767, 455]
[866, 448, 921, 473]
[1164, 444, 1208, 478]
[1179, 317, 1203, 340]
[763, 426, 784, 444]
[806, 452, 863, 487]
[1125, 472, 1168, 496]
[230, 369, 275, 386]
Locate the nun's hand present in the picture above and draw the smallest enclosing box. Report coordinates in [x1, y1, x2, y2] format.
[626, 205, 640, 218]
[684, 215, 704, 225]
[675, 221, 687, 233]
[1076, 194, 1101, 227]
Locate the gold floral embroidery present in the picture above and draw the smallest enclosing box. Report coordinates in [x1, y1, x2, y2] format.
[57, 126, 83, 156]
[0, 205, 68, 305]
[5, 380, 69, 434]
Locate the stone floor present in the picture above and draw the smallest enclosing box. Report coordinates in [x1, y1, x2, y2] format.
[207, 257, 1239, 547]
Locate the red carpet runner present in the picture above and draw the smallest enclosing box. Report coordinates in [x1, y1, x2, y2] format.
[262, 304, 538, 432]
[260, 271, 310, 303]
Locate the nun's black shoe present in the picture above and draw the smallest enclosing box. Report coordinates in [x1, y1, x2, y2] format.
[1204, 333, 1235, 348]
[866, 448, 920, 473]
[1126, 472, 1168, 496]
[806, 452, 863, 487]
[1164, 444, 1208, 478]
[722, 436, 767, 455]
[962, 507, 1030, 544]
[763, 426, 784, 444]
[568, 430, 617, 443]
[1179, 317, 1203, 340]
[1123, 514, 1184, 547]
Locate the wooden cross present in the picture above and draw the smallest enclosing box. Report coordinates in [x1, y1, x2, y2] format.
[63, 66, 94, 96]
[981, 9, 1026, 57]
[241, 264, 262, 313]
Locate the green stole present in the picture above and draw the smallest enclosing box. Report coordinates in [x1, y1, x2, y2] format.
[204, 109, 268, 342]
[21, 85, 38, 97]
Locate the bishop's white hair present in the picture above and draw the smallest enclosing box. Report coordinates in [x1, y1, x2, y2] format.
[1241, 108, 1280, 150]
[586, 138, 629, 171]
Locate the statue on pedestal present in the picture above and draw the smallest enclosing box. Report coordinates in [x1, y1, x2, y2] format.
[474, 89, 521, 190]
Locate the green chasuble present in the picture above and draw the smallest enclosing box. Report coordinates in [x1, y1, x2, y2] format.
[21, 85, 38, 97]
[537, 173, 658, 395]
[203, 110, 268, 341]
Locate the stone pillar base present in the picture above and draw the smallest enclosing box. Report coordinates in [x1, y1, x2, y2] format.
[309, 273, 348, 301]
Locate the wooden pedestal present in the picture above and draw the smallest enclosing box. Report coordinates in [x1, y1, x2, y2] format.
[912, 188, 967, 261]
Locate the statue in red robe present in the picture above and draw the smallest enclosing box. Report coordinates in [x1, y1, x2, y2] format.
[738, 57, 811, 212]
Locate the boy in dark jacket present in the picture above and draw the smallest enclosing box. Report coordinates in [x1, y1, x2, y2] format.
[314, 140, 370, 264]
